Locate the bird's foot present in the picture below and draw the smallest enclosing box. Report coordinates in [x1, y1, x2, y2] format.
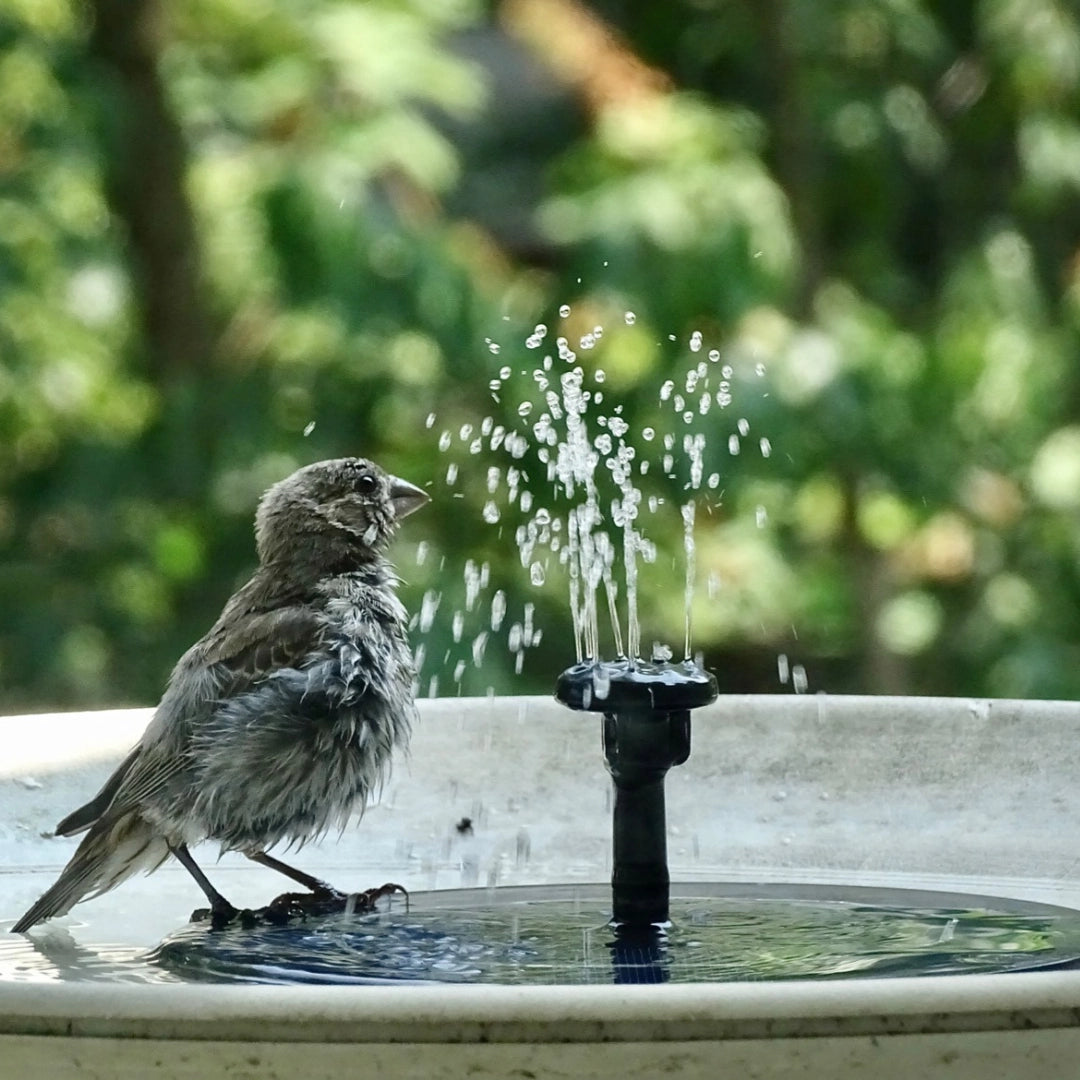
[349, 882, 409, 913]
[190, 883, 408, 928]
[189, 901, 258, 930]
[258, 882, 409, 924]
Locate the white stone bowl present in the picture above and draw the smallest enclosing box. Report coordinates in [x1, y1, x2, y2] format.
[3, 694, 1080, 1077]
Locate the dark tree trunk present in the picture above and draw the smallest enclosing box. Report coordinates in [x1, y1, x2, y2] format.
[86, 0, 216, 381]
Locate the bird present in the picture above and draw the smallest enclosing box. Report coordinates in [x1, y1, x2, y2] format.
[12, 456, 429, 933]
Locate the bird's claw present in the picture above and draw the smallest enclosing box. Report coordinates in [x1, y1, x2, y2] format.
[349, 882, 409, 913]
[262, 882, 408, 921]
[190, 883, 408, 929]
[189, 902, 256, 930]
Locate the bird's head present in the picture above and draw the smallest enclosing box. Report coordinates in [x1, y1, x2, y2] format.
[255, 458, 429, 571]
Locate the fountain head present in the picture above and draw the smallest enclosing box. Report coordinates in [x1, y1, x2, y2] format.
[555, 658, 718, 931]
[555, 658, 718, 714]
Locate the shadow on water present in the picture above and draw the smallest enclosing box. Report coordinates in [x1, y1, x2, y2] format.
[6, 882, 1080, 986]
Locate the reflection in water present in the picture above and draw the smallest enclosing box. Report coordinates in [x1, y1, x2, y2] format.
[4, 884, 1080, 986]
[0, 922, 182, 983]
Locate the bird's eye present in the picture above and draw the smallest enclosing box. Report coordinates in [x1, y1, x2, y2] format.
[355, 473, 378, 495]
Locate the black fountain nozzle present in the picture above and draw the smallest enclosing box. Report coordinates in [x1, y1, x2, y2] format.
[555, 658, 718, 930]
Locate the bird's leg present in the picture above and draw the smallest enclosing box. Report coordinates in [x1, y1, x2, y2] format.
[170, 843, 245, 929]
[247, 851, 408, 922]
[246, 851, 342, 899]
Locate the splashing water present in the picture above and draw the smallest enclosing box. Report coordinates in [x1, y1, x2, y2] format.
[417, 308, 778, 685]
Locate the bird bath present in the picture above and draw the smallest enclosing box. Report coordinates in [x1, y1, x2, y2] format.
[5, 693, 1080, 1077]
[5, 312, 1080, 1073]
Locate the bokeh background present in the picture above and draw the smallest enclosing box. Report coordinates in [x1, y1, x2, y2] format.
[2, 0, 1079, 710]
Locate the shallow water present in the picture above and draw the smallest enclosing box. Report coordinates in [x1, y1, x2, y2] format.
[4, 883, 1080, 985]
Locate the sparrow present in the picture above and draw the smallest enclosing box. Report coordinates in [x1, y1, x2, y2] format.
[12, 457, 428, 933]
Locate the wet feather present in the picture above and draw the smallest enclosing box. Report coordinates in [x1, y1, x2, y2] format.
[12, 457, 426, 933]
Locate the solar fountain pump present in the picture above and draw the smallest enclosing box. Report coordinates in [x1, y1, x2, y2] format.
[555, 655, 718, 929]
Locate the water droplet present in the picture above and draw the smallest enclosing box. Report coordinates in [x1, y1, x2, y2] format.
[499, 365, 512, 380]
[472, 632, 488, 667]
[755, 505, 767, 528]
[486, 466, 500, 493]
[491, 591, 506, 631]
[530, 562, 546, 586]
[777, 653, 790, 684]
[755, 362, 767, 377]
[708, 349, 720, 362]
[707, 473, 720, 488]
[425, 413, 436, 429]
[651, 642, 673, 662]
[624, 311, 636, 325]
[446, 463, 458, 484]
[482, 501, 500, 523]
[738, 418, 750, 436]
[517, 401, 533, 417]
[486, 339, 501, 355]
[415, 541, 429, 565]
[689, 331, 703, 353]
[438, 431, 452, 452]
[594, 369, 606, 383]
[302, 420, 316, 437]
[641, 426, 655, 441]
[728, 435, 741, 455]
[660, 380, 674, 401]
[759, 437, 772, 458]
[559, 304, 571, 317]
[792, 664, 809, 694]
[721, 364, 733, 379]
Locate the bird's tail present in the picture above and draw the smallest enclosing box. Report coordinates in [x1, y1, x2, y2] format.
[11, 813, 169, 933]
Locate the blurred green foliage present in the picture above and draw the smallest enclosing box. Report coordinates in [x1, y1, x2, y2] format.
[1, 0, 1079, 709]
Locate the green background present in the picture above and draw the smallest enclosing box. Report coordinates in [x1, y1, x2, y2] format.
[2, 0, 1079, 709]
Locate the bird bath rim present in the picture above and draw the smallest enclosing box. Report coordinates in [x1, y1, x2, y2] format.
[5, 694, 1080, 1077]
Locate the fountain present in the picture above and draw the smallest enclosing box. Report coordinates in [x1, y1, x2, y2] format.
[555, 656, 717, 930]
[5, 318, 1080, 1074]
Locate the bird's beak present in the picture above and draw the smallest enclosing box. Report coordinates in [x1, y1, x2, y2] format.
[388, 476, 430, 519]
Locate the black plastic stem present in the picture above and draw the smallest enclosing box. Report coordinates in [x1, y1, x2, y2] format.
[555, 658, 717, 928]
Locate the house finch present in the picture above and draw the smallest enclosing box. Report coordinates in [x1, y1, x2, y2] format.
[12, 457, 428, 933]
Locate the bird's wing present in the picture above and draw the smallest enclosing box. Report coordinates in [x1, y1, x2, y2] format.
[200, 602, 328, 694]
[54, 745, 142, 836]
[81, 603, 329, 829]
